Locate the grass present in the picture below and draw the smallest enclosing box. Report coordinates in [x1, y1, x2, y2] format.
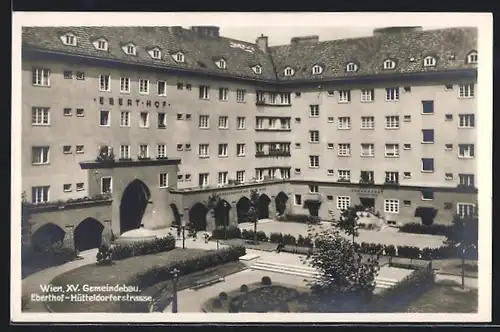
[47, 248, 207, 313]
[431, 259, 478, 278]
[220, 238, 278, 252]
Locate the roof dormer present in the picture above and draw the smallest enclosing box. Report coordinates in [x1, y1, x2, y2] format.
[346, 62, 359, 73]
[92, 37, 108, 51]
[466, 51, 478, 64]
[60, 32, 77, 46]
[284, 66, 295, 77]
[423, 55, 437, 67]
[312, 64, 323, 75]
[252, 65, 262, 75]
[172, 51, 185, 63]
[382, 59, 396, 70]
[122, 42, 137, 56]
[148, 47, 162, 60]
[215, 58, 227, 69]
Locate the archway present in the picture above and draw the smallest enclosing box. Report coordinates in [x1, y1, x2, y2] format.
[31, 223, 65, 252]
[215, 200, 232, 227]
[305, 200, 321, 217]
[189, 203, 208, 231]
[74, 218, 104, 251]
[170, 204, 182, 227]
[120, 179, 151, 234]
[415, 206, 438, 226]
[275, 192, 289, 216]
[257, 194, 271, 219]
[236, 196, 252, 223]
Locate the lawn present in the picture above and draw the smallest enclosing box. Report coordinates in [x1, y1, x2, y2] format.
[431, 259, 478, 278]
[47, 248, 207, 312]
[402, 280, 478, 313]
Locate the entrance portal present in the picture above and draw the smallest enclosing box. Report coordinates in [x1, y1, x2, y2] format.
[214, 200, 231, 228]
[120, 179, 151, 234]
[257, 194, 271, 219]
[189, 203, 208, 231]
[236, 196, 251, 223]
[74, 218, 104, 251]
[359, 197, 375, 210]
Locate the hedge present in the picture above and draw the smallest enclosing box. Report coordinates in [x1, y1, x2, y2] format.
[22, 242, 78, 270]
[399, 222, 452, 236]
[276, 214, 321, 224]
[211, 226, 241, 240]
[111, 235, 176, 260]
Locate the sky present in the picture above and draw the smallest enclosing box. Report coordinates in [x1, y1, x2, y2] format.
[218, 26, 446, 46]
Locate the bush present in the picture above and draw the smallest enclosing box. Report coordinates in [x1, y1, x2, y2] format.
[297, 235, 313, 247]
[282, 234, 297, 245]
[112, 235, 176, 260]
[261, 276, 272, 285]
[384, 245, 396, 257]
[281, 245, 313, 255]
[399, 222, 452, 236]
[241, 229, 255, 240]
[212, 299, 222, 308]
[219, 292, 228, 301]
[396, 245, 421, 259]
[281, 214, 321, 224]
[212, 226, 241, 240]
[240, 284, 249, 292]
[256, 230, 268, 242]
[269, 232, 283, 244]
[24, 241, 78, 268]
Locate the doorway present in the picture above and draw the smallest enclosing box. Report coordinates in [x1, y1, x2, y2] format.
[359, 197, 375, 209]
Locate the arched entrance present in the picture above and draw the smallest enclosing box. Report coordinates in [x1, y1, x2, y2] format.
[170, 204, 182, 227]
[189, 203, 208, 231]
[74, 217, 104, 251]
[257, 194, 271, 219]
[120, 179, 151, 234]
[305, 200, 321, 217]
[236, 196, 251, 223]
[215, 200, 232, 227]
[31, 223, 65, 252]
[275, 192, 289, 216]
[415, 206, 438, 226]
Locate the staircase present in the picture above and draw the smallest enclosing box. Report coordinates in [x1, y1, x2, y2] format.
[248, 260, 398, 290]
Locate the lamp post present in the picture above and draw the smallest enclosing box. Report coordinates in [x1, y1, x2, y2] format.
[224, 201, 228, 240]
[183, 207, 189, 249]
[171, 268, 180, 313]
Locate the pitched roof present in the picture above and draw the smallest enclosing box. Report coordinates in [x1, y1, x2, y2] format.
[22, 26, 477, 83]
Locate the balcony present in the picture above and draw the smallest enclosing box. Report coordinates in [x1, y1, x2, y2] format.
[255, 150, 291, 157]
[337, 178, 351, 183]
[359, 179, 375, 185]
[456, 184, 477, 193]
[255, 127, 292, 132]
[255, 99, 292, 107]
[383, 180, 400, 188]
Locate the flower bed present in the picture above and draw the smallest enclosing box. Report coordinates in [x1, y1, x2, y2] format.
[399, 222, 452, 236]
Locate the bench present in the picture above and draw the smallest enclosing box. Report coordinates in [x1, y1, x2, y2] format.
[191, 276, 225, 290]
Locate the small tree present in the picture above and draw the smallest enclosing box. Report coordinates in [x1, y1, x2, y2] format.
[337, 205, 364, 245]
[249, 189, 260, 243]
[444, 213, 478, 290]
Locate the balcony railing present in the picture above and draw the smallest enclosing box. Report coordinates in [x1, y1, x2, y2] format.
[337, 178, 351, 183]
[255, 100, 291, 107]
[255, 150, 291, 157]
[383, 180, 400, 187]
[359, 179, 375, 185]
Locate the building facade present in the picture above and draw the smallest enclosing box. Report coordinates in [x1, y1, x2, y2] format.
[21, 26, 478, 250]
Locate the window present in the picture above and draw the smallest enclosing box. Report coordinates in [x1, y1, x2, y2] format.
[459, 114, 475, 128]
[338, 117, 351, 129]
[99, 110, 110, 127]
[384, 199, 399, 213]
[255, 169, 265, 181]
[337, 196, 351, 211]
[295, 194, 302, 206]
[295, 117, 301, 123]
[76, 108, 85, 117]
[327, 169, 334, 176]
[338, 90, 351, 103]
[385, 88, 400, 101]
[138, 79, 149, 94]
[159, 173, 169, 188]
[63, 145, 72, 154]
[338, 170, 351, 181]
[199, 144, 209, 158]
[419, 190, 434, 201]
[404, 86, 411, 92]
[309, 184, 319, 193]
[237, 117, 246, 129]
[216, 59, 226, 69]
[338, 143, 351, 156]
[156, 144, 166, 158]
[404, 200, 411, 207]
[177, 144, 183, 151]
[361, 116, 374, 129]
[237, 143, 246, 157]
[236, 89, 246, 103]
[32, 68, 50, 86]
[458, 84, 474, 98]
[423, 56, 436, 67]
[95, 39, 107, 50]
[199, 85, 210, 100]
[458, 144, 475, 158]
[157, 113, 166, 128]
[199, 115, 210, 129]
[185, 174, 192, 181]
[125, 44, 136, 55]
[177, 174, 184, 182]
[422, 100, 434, 114]
[218, 172, 228, 185]
[175, 52, 185, 63]
[445, 173, 453, 180]
[309, 130, 319, 143]
[218, 116, 228, 129]
[327, 91, 335, 97]
[360, 143, 374, 157]
[459, 174, 475, 187]
[138, 144, 150, 158]
[76, 71, 85, 80]
[360, 171, 374, 182]
[467, 51, 478, 64]
[385, 144, 400, 157]
[177, 82, 184, 90]
[120, 111, 130, 127]
[256, 118, 264, 129]
[268, 118, 277, 129]
[32, 107, 50, 125]
[312, 65, 323, 75]
[101, 177, 112, 194]
[219, 88, 229, 101]
[218, 144, 228, 157]
[185, 144, 191, 151]
[309, 155, 319, 168]
[32, 186, 49, 204]
[253, 65, 262, 75]
[32, 146, 49, 165]
[284, 67, 294, 76]
[152, 48, 161, 59]
[346, 62, 358, 72]
[76, 145, 84, 154]
[76, 183, 84, 191]
[445, 84, 453, 91]
[99, 74, 110, 91]
[186, 114, 192, 121]
[236, 170, 245, 183]
[457, 203, 475, 217]
[403, 172, 412, 179]
[421, 129, 434, 143]
[294, 168, 301, 175]
[361, 89, 374, 102]
[327, 143, 334, 149]
[383, 59, 396, 70]
[157, 81, 167, 96]
[404, 115, 412, 122]
[199, 173, 209, 187]
[177, 113, 183, 120]
[295, 143, 301, 149]
[63, 70, 73, 79]
[421, 158, 434, 172]
[309, 105, 319, 117]
[385, 171, 399, 184]
[120, 77, 130, 93]
[139, 112, 150, 128]
[445, 114, 453, 121]
[327, 117, 334, 123]
[385, 116, 400, 129]
[63, 33, 76, 46]
[120, 145, 130, 159]
[404, 143, 412, 150]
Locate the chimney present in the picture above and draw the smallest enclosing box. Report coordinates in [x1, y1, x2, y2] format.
[190, 26, 220, 37]
[291, 35, 319, 46]
[373, 26, 423, 36]
[256, 34, 268, 52]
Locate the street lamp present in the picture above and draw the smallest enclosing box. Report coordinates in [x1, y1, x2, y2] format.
[224, 201, 229, 240]
[170, 268, 180, 313]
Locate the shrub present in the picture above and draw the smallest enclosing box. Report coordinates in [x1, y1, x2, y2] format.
[261, 276, 272, 285]
[219, 292, 228, 301]
[241, 229, 255, 240]
[228, 300, 239, 313]
[396, 245, 421, 259]
[256, 230, 268, 242]
[212, 226, 241, 240]
[278, 303, 290, 312]
[399, 222, 452, 236]
[269, 232, 283, 244]
[282, 214, 320, 224]
[281, 245, 313, 255]
[297, 235, 313, 247]
[212, 299, 222, 308]
[282, 234, 297, 245]
[112, 235, 176, 260]
[384, 245, 396, 257]
[240, 284, 249, 292]
[24, 241, 78, 268]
